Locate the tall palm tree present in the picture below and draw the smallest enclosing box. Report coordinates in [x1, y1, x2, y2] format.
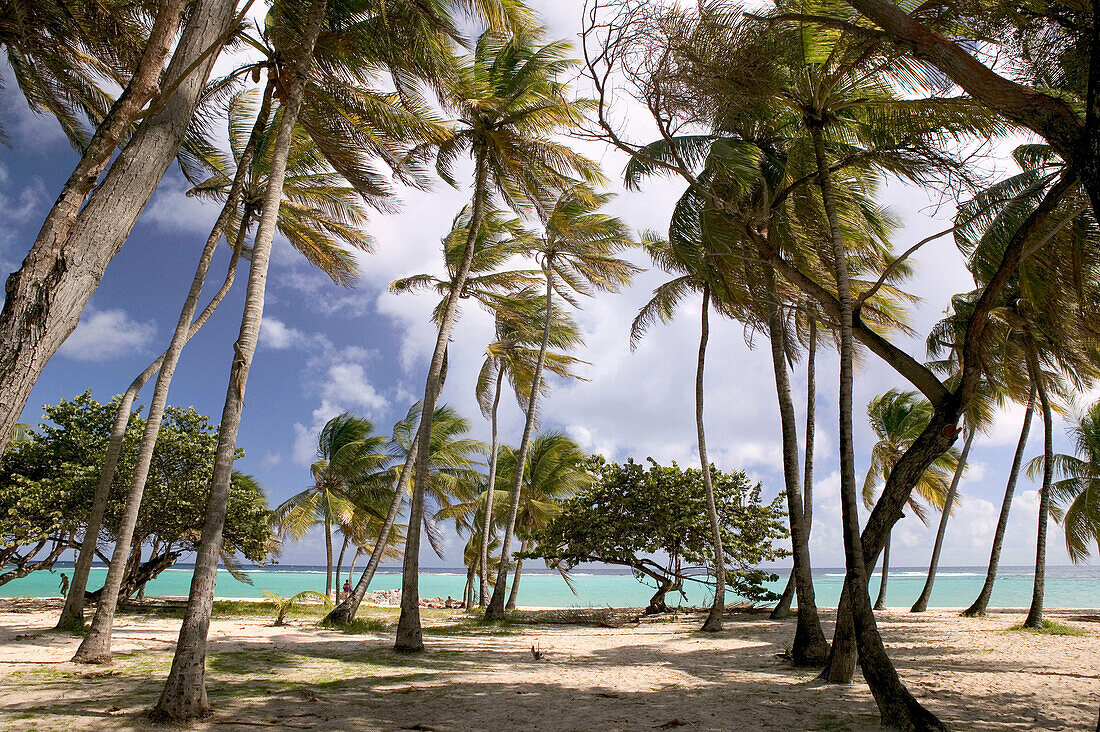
[485, 185, 635, 621]
[393, 30, 605, 650]
[862, 390, 958, 610]
[72, 87, 377, 663]
[496, 431, 592, 609]
[476, 291, 585, 606]
[274, 414, 391, 597]
[630, 228, 741, 631]
[1035, 400, 1100, 565]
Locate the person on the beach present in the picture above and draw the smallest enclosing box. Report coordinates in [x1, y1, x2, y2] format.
[58, 573, 69, 597]
[342, 580, 351, 599]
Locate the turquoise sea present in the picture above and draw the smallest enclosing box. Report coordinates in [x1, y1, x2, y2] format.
[3, 563, 1098, 609]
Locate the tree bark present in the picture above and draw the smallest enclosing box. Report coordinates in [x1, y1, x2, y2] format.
[56, 202, 252, 631]
[0, 0, 239, 449]
[335, 533, 349, 598]
[151, 3, 326, 717]
[479, 368, 505, 607]
[874, 532, 891, 610]
[963, 387, 1035, 617]
[912, 426, 974, 612]
[505, 538, 527, 611]
[395, 151, 491, 651]
[763, 265, 829, 664]
[1024, 342, 1054, 628]
[771, 321, 818, 620]
[324, 514, 334, 599]
[810, 122, 945, 729]
[696, 285, 726, 632]
[485, 259, 554, 621]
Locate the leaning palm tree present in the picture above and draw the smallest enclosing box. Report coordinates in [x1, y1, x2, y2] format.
[485, 185, 635, 621]
[476, 291, 586, 606]
[393, 30, 605, 650]
[862, 390, 958, 610]
[273, 414, 391, 597]
[1034, 400, 1100, 565]
[71, 89, 377, 662]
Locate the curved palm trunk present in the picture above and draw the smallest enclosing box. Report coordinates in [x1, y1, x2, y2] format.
[873, 532, 891, 610]
[479, 369, 505, 607]
[762, 265, 828, 664]
[696, 285, 725, 632]
[346, 548, 361, 590]
[810, 123, 944, 730]
[0, 0, 240, 449]
[394, 151, 491, 651]
[772, 321, 818, 620]
[485, 262, 554, 621]
[912, 426, 974, 612]
[963, 388, 1035, 617]
[1025, 344, 1054, 628]
[505, 538, 528, 610]
[56, 82, 271, 632]
[334, 533, 349, 598]
[151, 6, 326, 717]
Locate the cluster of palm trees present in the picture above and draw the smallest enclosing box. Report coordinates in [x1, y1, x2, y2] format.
[5, 0, 1100, 728]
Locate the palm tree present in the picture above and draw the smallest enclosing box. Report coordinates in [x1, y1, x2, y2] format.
[485, 185, 635, 621]
[495, 432, 592, 609]
[72, 86, 376, 662]
[273, 414, 390, 598]
[862, 390, 958, 610]
[1036, 401, 1100, 565]
[394, 30, 605, 650]
[630, 228, 741, 631]
[476, 291, 586, 606]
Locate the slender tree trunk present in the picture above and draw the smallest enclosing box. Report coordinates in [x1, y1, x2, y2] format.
[505, 539, 527, 611]
[772, 322, 818, 620]
[912, 427, 974, 612]
[762, 265, 828, 664]
[696, 285, 725, 632]
[395, 152, 491, 651]
[874, 532, 891, 610]
[324, 515, 334, 599]
[963, 386, 1035, 617]
[346, 548, 361, 590]
[479, 369, 504, 607]
[56, 196, 253, 632]
[151, 6, 326, 717]
[485, 261, 554, 621]
[335, 534, 349, 598]
[1025, 343, 1054, 628]
[810, 123, 945, 730]
[70, 116, 268, 667]
[0, 0, 239, 449]
[464, 561, 476, 609]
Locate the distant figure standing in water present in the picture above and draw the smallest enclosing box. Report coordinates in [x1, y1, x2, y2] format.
[58, 573, 69, 597]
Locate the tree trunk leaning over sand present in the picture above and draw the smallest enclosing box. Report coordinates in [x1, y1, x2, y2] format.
[963, 386, 1035, 617]
[912, 426, 974, 612]
[486, 258, 554, 622]
[810, 121, 946, 730]
[697, 285, 726, 632]
[151, 3, 327, 716]
[479, 368, 505, 607]
[1025, 343, 1054, 629]
[0, 0, 240, 450]
[762, 265, 828, 664]
[395, 151, 490, 651]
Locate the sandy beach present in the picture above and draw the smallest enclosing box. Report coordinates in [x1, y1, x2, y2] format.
[0, 600, 1097, 731]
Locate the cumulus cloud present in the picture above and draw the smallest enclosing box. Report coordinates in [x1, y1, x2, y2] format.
[57, 306, 157, 362]
[260, 317, 309, 350]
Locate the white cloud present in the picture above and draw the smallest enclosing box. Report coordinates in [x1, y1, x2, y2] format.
[320, 362, 388, 412]
[260, 317, 308, 350]
[57, 306, 157, 362]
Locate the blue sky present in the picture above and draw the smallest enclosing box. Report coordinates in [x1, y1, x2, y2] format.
[1, 0, 1094, 573]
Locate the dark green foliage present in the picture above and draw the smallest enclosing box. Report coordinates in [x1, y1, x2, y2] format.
[526, 456, 788, 604]
[0, 392, 273, 587]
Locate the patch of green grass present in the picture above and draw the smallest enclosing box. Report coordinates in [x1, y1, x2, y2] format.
[1007, 620, 1085, 636]
[324, 617, 389, 634]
